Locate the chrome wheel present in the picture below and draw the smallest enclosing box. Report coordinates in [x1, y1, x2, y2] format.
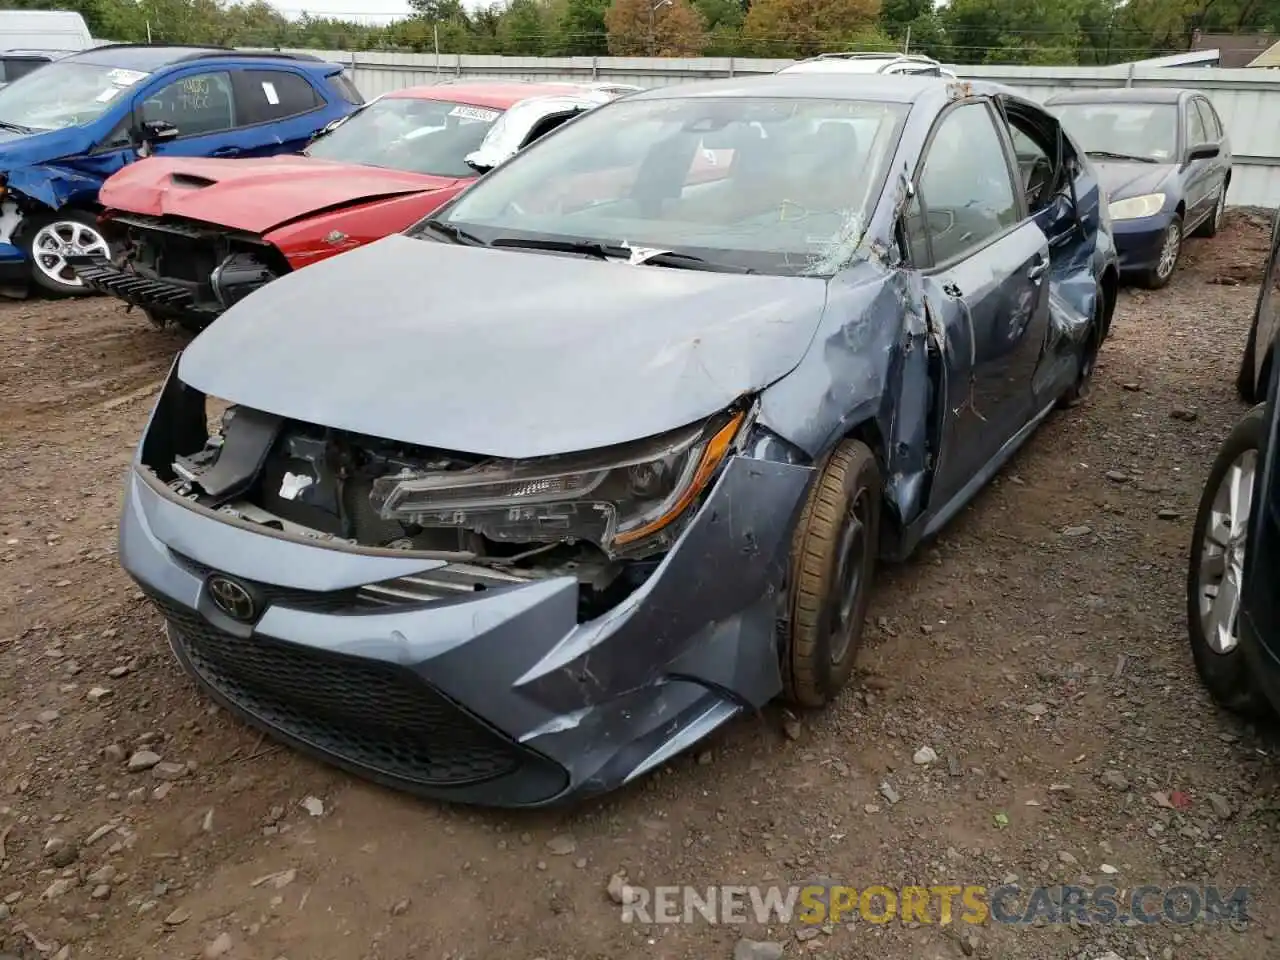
[1156, 221, 1181, 281]
[31, 219, 109, 289]
[1196, 450, 1256, 655]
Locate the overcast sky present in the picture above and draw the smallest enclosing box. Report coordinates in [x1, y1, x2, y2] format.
[269, 1, 416, 23]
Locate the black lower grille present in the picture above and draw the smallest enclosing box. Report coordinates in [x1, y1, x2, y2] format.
[68, 256, 206, 313]
[149, 594, 548, 790]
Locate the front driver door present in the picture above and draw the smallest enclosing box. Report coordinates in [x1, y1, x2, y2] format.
[908, 99, 1052, 515]
[133, 68, 246, 161]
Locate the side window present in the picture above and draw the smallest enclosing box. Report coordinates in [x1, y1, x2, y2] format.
[1186, 100, 1208, 147]
[140, 71, 235, 137]
[234, 70, 323, 125]
[2, 58, 47, 83]
[1006, 122, 1056, 214]
[520, 109, 583, 149]
[913, 102, 1020, 265]
[1194, 99, 1220, 140]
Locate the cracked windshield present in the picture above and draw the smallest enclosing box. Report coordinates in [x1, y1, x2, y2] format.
[306, 96, 504, 177]
[429, 96, 908, 275]
[0, 61, 148, 131]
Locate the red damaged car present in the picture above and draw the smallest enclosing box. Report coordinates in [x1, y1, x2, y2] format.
[70, 80, 624, 331]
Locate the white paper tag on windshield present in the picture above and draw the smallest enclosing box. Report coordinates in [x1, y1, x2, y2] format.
[261, 81, 279, 105]
[107, 68, 146, 88]
[95, 88, 119, 103]
[448, 105, 499, 123]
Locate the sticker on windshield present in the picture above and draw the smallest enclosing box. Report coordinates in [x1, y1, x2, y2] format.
[95, 87, 120, 103]
[106, 68, 146, 88]
[261, 81, 279, 105]
[449, 105, 500, 123]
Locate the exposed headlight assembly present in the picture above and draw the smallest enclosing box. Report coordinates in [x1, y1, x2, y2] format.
[1107, 193, 1165, 221]
[369, 408, 748, 558]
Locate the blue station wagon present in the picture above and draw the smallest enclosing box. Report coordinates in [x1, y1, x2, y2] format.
[0, 43, 362, 295]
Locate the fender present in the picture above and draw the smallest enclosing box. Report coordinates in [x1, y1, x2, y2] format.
[7, 163, 105, 212]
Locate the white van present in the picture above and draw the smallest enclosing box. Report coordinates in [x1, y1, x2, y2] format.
[0, 10, 93, 52]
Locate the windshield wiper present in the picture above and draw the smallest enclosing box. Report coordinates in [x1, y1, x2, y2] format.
[0, 120, 32, 134]
[1086, 150, 1158, 164]
[636, 250, 755, 274]
[489, 237, 754, 273]
[490, 237, 620, 259]
[414, 220, 486, 246]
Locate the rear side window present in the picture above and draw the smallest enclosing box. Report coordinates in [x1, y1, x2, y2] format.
[1194, 98, 1221, 140]
[1, 57, 49, 83]
[233, 69, 322, 124]
[328, 72, 364, 105]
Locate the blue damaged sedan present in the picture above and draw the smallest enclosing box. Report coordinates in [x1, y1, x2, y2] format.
[121, 74, 1118, 807]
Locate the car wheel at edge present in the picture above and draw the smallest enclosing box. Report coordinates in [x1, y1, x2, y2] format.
[782, 438, 881, 708]
[23, 209, 111, 297]
[1142, 214, 1183, 290]
[1186, 403, 1271, 717]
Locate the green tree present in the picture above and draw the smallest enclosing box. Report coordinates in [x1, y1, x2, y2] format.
[498, 0, 546, 53]
[559, 0, 611, 54]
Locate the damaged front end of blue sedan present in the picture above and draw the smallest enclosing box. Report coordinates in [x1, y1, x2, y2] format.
[120, 74, 1117, 807]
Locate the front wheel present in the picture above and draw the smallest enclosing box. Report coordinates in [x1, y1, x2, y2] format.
[782, 439, 881, 708]
[23, 209, 111, 297]
[1141, 215, 1182, 290]
[1186, 404, 1271, 717]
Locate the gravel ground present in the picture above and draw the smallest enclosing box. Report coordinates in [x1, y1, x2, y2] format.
[2, 212, 1280, 960]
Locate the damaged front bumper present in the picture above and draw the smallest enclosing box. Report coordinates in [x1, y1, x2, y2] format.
[120, 447, 814, 807]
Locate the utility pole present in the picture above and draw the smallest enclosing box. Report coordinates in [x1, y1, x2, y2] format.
[146, 20, 152, 43]
[433, 22, 440, 75]
[903, 25, 910, 55]
[648, 0, 672, 57]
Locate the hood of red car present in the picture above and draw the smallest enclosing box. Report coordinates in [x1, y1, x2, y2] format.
[99, 156, 463, 235]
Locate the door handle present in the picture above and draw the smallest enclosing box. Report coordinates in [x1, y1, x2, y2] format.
[1027, 255, 1049, 281]
[210, 146, 241, 158]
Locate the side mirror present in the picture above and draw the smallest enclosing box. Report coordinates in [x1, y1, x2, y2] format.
[1187, 143, 1220, 163]
[463, 150, 497, 174]
[135, 118, 179, 149]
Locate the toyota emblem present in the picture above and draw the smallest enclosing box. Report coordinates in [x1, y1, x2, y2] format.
[207, 574, 257, 622]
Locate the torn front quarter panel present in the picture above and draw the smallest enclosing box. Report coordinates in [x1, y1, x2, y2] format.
[7, 159, 125, 211]
[756, 258, 936, 536]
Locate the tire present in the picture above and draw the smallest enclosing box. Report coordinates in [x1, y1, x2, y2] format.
[1237, 319, 1258, 404]
[22, 209, 112, 297]
[1141, 215, 1182, 290]
[782, 439, 881, 708]
[1057, 284, 1104, 409]
[1186, 404, 1271, 718]
[1195, 185, 1227, 239]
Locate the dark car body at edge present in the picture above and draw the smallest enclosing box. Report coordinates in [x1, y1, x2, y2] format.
[1045, 88, 1231, 286]
[118, 74, 1118, 807]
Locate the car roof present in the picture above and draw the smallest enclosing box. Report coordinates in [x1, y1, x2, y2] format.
[1045, 87, 1190, 105]
[386, 80, 613, 109]
[626, 73, 977, 105]
[1, 48, 73, 58]
[62, 43, 328, 73]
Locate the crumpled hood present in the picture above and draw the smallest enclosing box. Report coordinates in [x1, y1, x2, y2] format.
[1095, 161, 1175, 202]
[0, 124, 96, 168]
[178, 235, 829, 458]
[100, 155, 460, 234]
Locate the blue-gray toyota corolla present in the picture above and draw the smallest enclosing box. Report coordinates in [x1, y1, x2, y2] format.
[121, 74, 1119, 807]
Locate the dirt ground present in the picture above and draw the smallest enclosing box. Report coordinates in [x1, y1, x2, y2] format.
[2, 213, 1280, 960]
